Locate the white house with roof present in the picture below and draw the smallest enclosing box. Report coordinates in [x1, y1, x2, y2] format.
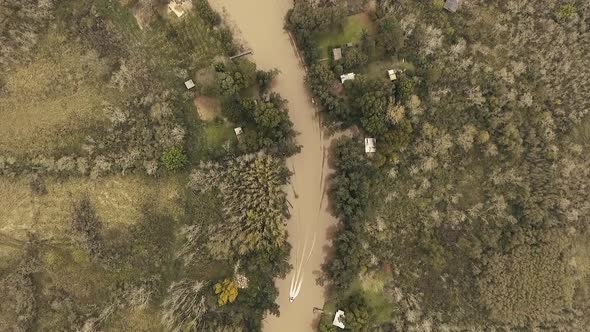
[387, 69, 397, 81]
[333, 48, 342, 61]
[340, 72, 355, 83]
[365, 138, 376, 154]
[184, 79, 195, 90]
[332, 310, 345, 329]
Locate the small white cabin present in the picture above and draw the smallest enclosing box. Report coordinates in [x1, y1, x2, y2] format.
[332, 310, 345, 329]
[340, 72, 355, 83]
[234, 127, 243, 136]
[168, 0, 194, 17]
[365, 138, 376, 154]
[333, 48, 343, 61]
[387, 69, 397, 81]
[184, 79, 195, 90]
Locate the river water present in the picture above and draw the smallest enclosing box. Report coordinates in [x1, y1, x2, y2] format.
[209, 0, 338, 331]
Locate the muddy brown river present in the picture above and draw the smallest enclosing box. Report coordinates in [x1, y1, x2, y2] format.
[209, 0, 338, 331]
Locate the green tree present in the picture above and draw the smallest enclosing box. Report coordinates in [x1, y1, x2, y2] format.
[342, 47, 369, 71]
[395, 75, 414, 104]
[161, 146, 188, 171]
[214, 278, 239, 305]
[343, 293, 371, 331]
[252, 94, 299, 156]
[360, 30, 375, 59]
[325, 138, 377, 291]
[350, 78, 392, 136]
[194, 0, 221, 26]
[287, 0, 345, 63]
[190, 154, 290, 255]
[377, 16, 405, 55]
[318, 317, 336, 332]
[216, 59, 257, 96]
[217, 72, 240, 97]
[256, 69, 280, 93]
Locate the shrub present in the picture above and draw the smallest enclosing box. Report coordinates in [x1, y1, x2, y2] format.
[214, 278, 239, 305]
[195, 0, 222, 26]
[396, 76, 415, 104]
[556, 4, 576, 20]
[29, 175, 47, 195]
[71, 196, 103, 257]
[161, 146, 188, 171]
[256, 69, 280, 93]
[161, 280, 207, 331]
[433, 0, 445, 9]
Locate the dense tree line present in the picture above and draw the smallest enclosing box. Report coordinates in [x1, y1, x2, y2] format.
[322, 138, 378, 291]
[214, 60, 300, 157]
[189, 153, 290, 256]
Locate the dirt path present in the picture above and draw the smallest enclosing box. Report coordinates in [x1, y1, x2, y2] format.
[209, 0, 338, 330]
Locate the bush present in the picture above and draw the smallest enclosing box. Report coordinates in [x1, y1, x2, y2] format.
[377, 16, 405, 56]
[342, 47, 369, 71]
[214, 278, 239, 305]
[396, 76, 415, 104]
[256, 69, 279, 93]
[556, 4, 576, 20]
[71, 196, 103, 257]
[29, 175, 47, 195]
[195, 0, 222, 26]
[161, 146, 188, 171]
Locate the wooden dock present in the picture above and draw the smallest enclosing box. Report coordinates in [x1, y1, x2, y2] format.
[229, 50, 253, 59]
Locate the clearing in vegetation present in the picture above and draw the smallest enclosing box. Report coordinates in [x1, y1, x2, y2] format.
[315, 13, 375, 58]
[0, 175, 184, 239]
[0, 32, 116, 156]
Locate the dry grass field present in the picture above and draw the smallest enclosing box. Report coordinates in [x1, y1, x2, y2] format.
[0, 175, 184, 242]
[0, 32, 118, 156]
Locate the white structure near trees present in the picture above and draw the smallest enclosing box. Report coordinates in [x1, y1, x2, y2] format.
[184, 79, 195, 90]
[365, 138, 376, 154]
[340, 72, 355, 83]
[387, 69, 397, 81]
[333, 48, 342, 61]
[234, 127, 243, 137]
[332, 310, 345, 329]
[444, 0, 460, 12]
[168, 0, 193, 17]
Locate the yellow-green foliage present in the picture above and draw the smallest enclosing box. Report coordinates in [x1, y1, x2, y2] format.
[214, 278, 238, 305]
[0, 31, 119, 156]
[433, 0, 445, 9]
[557, 4, 576, 20]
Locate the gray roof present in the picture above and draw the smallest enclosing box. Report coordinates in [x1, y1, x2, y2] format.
[333, 48, 342, 61]
[444, 0, 460, 12]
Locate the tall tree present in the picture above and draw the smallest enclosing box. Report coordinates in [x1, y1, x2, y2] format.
[190, 153, 290, 256]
